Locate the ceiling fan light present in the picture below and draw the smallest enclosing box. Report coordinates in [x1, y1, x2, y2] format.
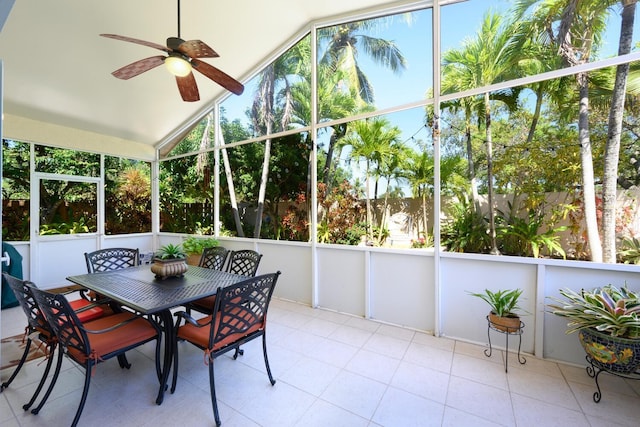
[165, 55, 192, 77]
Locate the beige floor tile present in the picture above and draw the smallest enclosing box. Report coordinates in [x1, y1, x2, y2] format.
[372, 386, 445, 427]
[3, 301, 640, 427]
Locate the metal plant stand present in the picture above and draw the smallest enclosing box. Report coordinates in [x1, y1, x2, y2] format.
[585, 355, 640, 403]
[484, 316, 526, 372]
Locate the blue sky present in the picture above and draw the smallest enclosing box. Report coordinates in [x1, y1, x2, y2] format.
[220, 0, 640, 196]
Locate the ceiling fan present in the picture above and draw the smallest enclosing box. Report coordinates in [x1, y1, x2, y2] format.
[100, 0, 244, 102]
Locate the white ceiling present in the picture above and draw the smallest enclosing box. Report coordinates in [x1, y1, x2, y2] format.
[0, 0, 412, 160]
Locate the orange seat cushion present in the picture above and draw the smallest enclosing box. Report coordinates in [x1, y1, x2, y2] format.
[177, 308, 264, 352]
[69, 298, 105, 323]
[67, 312, 157, 362]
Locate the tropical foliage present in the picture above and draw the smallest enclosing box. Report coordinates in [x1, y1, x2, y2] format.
[2, 2, 639, 265]
[549, 284, 640, 339]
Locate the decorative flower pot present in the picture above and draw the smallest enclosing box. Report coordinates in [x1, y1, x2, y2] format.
[489, 312, 521, 333]
[578, 327, 640, 374]
[186, 254, 201, 266]
[150, 258, 188, 280]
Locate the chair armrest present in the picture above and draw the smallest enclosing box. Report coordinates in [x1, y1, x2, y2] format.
[174, 311, 204, 328]
[80, 314, 155, 335]
[47, 284, 84, 294]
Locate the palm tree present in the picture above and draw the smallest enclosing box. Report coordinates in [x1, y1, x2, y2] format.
[514, 0, 610, 262]
[251, 38, 311, 237]
[602, 0, 637, 263]
[374, 141, 412, 242]
[340, 117, 402, 241]
[442, 11, 524, 254]
[317, 17, 407, 187]
[406, 144, 434, 241]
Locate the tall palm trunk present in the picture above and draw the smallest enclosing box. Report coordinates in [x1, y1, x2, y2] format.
[421, 190, 428, 240]
[253, 64, 276, 238]
[254, 132, 272, 238]
[365, 160, 373, 240]
[484, 92, 499, 254]
[527, 85, 544, 144]
[602, 0, 636, 263]
[578, 74, 603, 262]
[554, 0, 601, 261]
[323, 124, 347, 188]
[465, 106, 481, 213]
[219, 132, 244, 237]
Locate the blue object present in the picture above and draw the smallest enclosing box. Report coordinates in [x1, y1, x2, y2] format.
[1, 242, 23, 309]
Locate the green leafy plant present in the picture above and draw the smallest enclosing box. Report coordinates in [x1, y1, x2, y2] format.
[468, 288, 524, 317]
[496, 206, 566, 259]
[182, 236, 219, 256]
[39, 218, 92, 235]
[618, 237, 640, 265]
[548, 284, 640, 339]
[411, 232, 434, 248]
[442, 198, 490, 253]
[155, 243, 186, 260]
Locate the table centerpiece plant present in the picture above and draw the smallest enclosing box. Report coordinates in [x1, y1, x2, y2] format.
[469, 288, 525, 333]
[151, 243, 188, 280]
[548, 284, 640, 374]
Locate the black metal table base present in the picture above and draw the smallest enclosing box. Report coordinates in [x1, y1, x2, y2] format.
[585, 355, 640, 403]
[484, 316, 526, 372]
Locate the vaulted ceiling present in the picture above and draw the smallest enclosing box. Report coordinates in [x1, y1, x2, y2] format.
[0, 0, 413, 160]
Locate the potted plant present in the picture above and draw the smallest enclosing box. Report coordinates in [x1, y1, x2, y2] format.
[182, 236, 219, 266]
[151, 243, 188, 279]
[469, 288, 524, 333]
[548, 284, 640, 374]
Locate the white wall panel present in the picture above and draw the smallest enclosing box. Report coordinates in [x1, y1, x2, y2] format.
[317, 246, 366, 315]
[370, 251, 434, 331]
[440, 255, 538, 354]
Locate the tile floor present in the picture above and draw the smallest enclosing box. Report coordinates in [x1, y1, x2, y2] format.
[1, 298, 640, 427]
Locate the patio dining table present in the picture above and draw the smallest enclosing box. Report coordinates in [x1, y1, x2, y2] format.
[66, 264, 246, 404]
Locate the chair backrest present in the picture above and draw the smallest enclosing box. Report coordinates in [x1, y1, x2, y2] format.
[1, 272, 50, 336]
[30, 286, 89, 359]
[84, 248, 139, 273]
[226, 249, 262, 277]
[199, 246, 229, 271]
[209, 272, 280, 350]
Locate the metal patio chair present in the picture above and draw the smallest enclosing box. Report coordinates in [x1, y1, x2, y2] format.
[171, 272, 281, 426]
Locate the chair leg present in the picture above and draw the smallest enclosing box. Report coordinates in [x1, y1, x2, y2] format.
[70, 365, 93, 427]
[208, 360, 221, 427]
[262, 334, 276, 386]
[31, 344, 64, 414]
[117, 353, 131, 369]
[232, 347, 244, 359]
[22, 342, 56, 411]
[1, 337, 32, 391]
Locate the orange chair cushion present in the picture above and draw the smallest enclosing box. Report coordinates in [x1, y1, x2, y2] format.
[177, 308, 264, 352]
[69, 298, 105, 323]
[67, 312, 157, 362]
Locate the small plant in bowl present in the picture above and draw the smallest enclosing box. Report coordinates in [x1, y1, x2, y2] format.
[151, 244, 187, 279]
[469, 288, 525, 332]
[155, 243, 186, 260]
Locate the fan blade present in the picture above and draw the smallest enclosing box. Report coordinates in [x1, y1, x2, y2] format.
[100, 34, 170, 53]
[176, 40, 219, 59]
[191, 59, 244, 95]
[176, 73, 200, 102]
[111, 56, 165, 80]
